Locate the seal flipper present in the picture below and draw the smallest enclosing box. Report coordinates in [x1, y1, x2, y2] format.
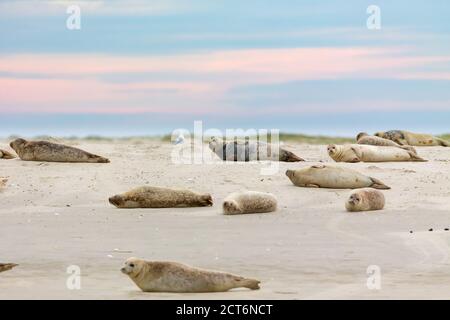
[370, 177, 390, 190]
[236, 277, 260, 290]
[0, 263, 18, 273]
[350, 147, 362, 163]
[306, 184, 320, 188]
[407, 150, 427, 162]
[89, 154, 110, 163]
[436, 137, 450, 147]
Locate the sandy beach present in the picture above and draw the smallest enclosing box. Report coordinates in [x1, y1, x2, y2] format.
[1, 139, 450, 299]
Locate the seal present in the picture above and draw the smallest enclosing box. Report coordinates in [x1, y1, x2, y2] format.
[327, 144, 426, 162]
[346, 188, 385, 212]
[0, 263, 18, 273]
[286, 165, 390, 189]
[356, 132, 417, 153]
[209, 137, 304, 162]
[0, 149, 16, 159]
[109, 186, 213, 208]
[374, 130, 450, 147]
[9, 138, 110, 163]
[121, 257, 260, 292]
[223, 191, 277, 215]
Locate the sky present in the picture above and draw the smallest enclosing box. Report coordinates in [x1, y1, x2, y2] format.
[0, 0, 449, 137]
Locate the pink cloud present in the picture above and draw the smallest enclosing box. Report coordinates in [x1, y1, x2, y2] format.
[1, 47, 449, 113]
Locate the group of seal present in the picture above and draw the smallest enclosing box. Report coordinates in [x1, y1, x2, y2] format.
[374, 130, 449, 147]
[109, 186, 277, 216]
[3, 130, 446, 291]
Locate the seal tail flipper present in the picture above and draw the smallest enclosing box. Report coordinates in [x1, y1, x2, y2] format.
[91, 155, 110, 163]
[407, 151, 428, 162]
[237, 278, 260, 290]
[370, 177, 391, 190]
[1, 150, 16, 159]
[0, 263, 18, 273]
[436, 138, 450, 147]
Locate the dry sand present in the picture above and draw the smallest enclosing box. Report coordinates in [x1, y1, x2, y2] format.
[0, 139, 449, 299]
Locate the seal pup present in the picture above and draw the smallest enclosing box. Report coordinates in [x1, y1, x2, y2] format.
[374, 130, 450, 147]
[209, 137, 304, 162]
[223, 191, 277, 215]
[346, 188, 385, 212]
[109, 186, 213, 208]
[9, 138, 110, 163]
[327, 144, 426, 162]
[0, 149, 16, 159]
[121, 257, 260, 292]
[286, 165, 390, 189]
[356, 132, 417, 153]
[0, 263, 18, 273]
[0, 178, 7, 190]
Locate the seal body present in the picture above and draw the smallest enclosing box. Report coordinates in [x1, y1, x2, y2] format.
[9, 138, 110, 163]
[356, 132, 417, 153]
[0, 263, 18, 273]
[374, 130, 449, 147]
[121, 258, 260, 293]
[109, 186, 213, 208]
[286, 165, 390, 189]
[223, 191, 277, 215]
[346, 188, 385, 212]
[327, 144, 426, 162]
[0, 149, 15, 159]
[209, 137, 303, 162]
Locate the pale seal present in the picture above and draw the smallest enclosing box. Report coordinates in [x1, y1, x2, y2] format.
[374, 130, 450, 147]
[109, 186, 213, 208]
[0, 263, 18, 273]
[346, 188, 385, 212]
[356, 132, 417, 153]
[9, 138, 110, 163]
[327, 144, 426, 162]
[286, 165, 390, 189]
[0, 149, 16, 159]
[121, 257, 260, 292]
[209, 137, 304, 162]
[223, 191, 277, 215]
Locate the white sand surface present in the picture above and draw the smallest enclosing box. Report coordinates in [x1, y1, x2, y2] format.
[1, 139, 449, 299]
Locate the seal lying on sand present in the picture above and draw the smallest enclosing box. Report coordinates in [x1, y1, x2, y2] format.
[9, 138, 110, 163]
[0, 149, 15, 159]
[109, 186, 213, 208]
[286, 165, 390, 189]
[346, 188, 385, 212]
[356, 132, 417, 153]
[327, 144, 426, 162]
[0, 263, 18, 273]
[374, 130, 449, 147]
[223, 191, 277, 215]
[209, 137, 304, 162]
[121, 257, 260, 292]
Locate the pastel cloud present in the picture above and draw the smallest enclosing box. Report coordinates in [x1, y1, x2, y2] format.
[1, 47, 449, 114]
